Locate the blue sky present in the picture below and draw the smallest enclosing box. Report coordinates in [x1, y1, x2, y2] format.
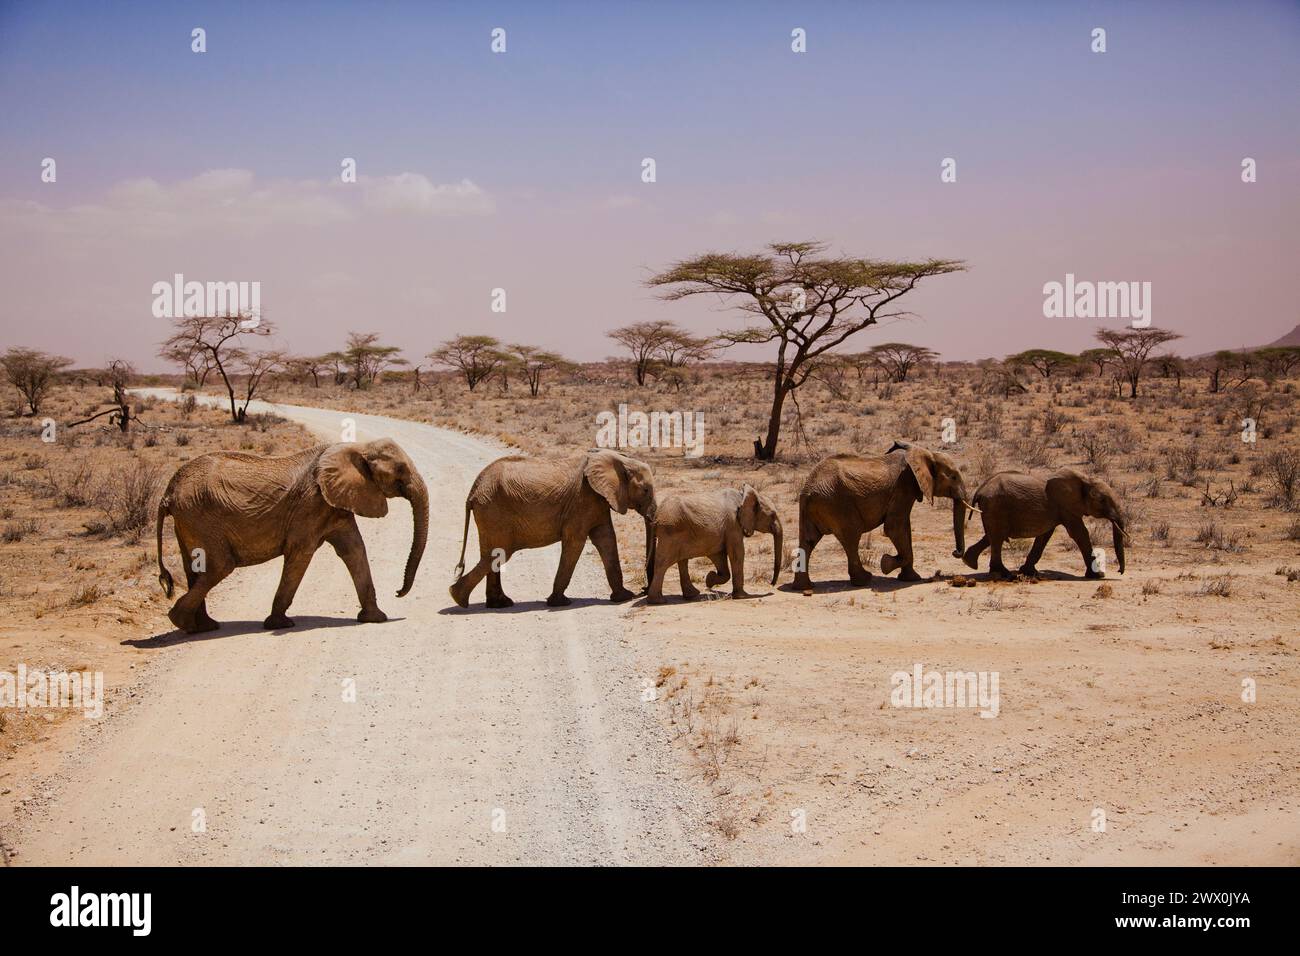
[2, 0, 1297, 367]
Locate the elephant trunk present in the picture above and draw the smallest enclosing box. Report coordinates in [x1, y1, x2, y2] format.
[396, 471, 429, 597]
[950, 495, 966, 558]
[770, 515, 784, 586]
[643, 513, 656, 589]
[1112, 520, 1126, 574]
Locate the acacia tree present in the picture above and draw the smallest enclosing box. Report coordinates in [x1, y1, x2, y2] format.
[1078, 348, 1112, 377]
[430, 335, 507, 391]
[509, 344, 568, 397]
[158, 341, 213, 388]
[230, 350, 285, 422]
[0, 347, 72, 415]
[1008, 348, 1078, 379]
[343, 332, 405, 389]
[1254, 346, 1300, 379]
[862, 342, 939, 383]
[1095, 327, 1182, 398]
[159, 311, 274, 422]
[68, 359, 138, 432]
[648, 241, 965, 459]
[606, 320, 685, 386]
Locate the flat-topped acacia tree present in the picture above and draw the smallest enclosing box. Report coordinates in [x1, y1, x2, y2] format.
[647, 241, 965, 460]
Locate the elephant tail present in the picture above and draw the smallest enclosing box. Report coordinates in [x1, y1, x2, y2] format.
[453, 498, 472, 580]
[156, 496, 174, 598]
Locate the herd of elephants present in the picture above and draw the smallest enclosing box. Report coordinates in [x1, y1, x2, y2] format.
[154, 437, 1128, 633]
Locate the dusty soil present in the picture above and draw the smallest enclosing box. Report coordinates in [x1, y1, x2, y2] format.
[3, 367, 1298, 865]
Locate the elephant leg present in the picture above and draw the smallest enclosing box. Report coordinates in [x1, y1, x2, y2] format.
[1020, 528, 1054, 577]
[449, 547, 494, 608]
[704, 551, 730, 588]
[647, 551, 671, 605]
[485, 565, 513, 609]
[838, 529, 874, 585]
[1063, 517, 1100, 578]
[327, 522, 387, 623]
[989, 537, 1013, 579]
[678, 560, 700, 599]
[963, 534, 988, 571]
[264, 547, 316, 628]
[547, 534, 585, 606]
[590, 519, 634, 602]
[176, 530, 217, 629]
[727, 536, 751, 598]
[168, 555, 233, 634]
[792, 519, 822, 592]
[882, 512, 921, 582]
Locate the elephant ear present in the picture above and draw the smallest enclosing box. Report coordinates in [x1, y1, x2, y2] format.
[318, 444, 388, 518]
[904, 447, 935, 504]
[584, 451, 628, 514]
[738, 485, 759, 537]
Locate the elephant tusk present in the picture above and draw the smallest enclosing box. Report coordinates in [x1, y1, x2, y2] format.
[962, 499, 982, 515]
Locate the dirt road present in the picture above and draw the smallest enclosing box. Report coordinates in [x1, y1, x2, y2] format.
[14, 392, 715, 865]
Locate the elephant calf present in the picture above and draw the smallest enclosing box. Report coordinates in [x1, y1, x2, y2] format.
[962, 467, 1127, 579]
[156, 439, 428, 634]
[647, 485, 783, 604]
[449, 449, 656, 608]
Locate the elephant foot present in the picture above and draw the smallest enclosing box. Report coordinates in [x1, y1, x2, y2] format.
[879, 553, 899, 575]
[792, 573, 814, 595]
[731, 589, 755, 600]
[1085, 569, 1105, 580]
[358, 607, 388, 624]
[646, 593, 666, 606]
[486, 595, 514, 609]
[609, 587, 636, 603]
[990, 566, 1014, 581]
[1018, 565, 1039, 578]
[169, 606, 217, 634]
[448, 580, 471, 609]
[849, 569, 874, 585]
[962, 549, 980, 571]
[263, 614, 295, 630]
[681, 587, 701, 600]
[897, 568, 922, 582]
[546, 593, 571, 607]
[704, 572, 729, 588]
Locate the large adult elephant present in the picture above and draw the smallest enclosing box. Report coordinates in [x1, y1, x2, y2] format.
[962, 467, 1127, 579]
[791, 442, 971, 593]
[156, 438, 428, 633]
[449, 449, 656, 608]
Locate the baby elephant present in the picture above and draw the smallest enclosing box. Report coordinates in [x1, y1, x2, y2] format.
[963, 467, 1127, 580]
[647, 485, 783, 603]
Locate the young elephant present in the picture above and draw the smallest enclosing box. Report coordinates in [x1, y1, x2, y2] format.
[792, 442, 972, 593]
[156, 438, 429, 634]
[962, 467, 1127, 579]
[647, 485, 783, 604]
[449, 449, 656, 608]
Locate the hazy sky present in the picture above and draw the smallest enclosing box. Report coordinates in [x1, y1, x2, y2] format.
[2, 0, 1297, 370]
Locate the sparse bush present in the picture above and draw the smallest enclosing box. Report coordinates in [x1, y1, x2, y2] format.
[1262, 449, 1300, 510]
[96, 463, 164, 540]
[2, 518, 41, 543]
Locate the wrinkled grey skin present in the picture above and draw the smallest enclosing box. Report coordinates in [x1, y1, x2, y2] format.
[647, 484, 783, 603]
[156, 438, 428, 633]
[449, 449, 656, 609]
[963, 467, 1127, 579]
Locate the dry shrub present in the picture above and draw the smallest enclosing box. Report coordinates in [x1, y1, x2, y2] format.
[96, 463, 164, 540]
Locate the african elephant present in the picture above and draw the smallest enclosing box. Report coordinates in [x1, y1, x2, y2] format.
[962, 467, 1127, 579]
[647, 484, 783, 604]
[155, 438, 428, 634]
[791, 442, 971, 593]
[449, 449, 656, 608]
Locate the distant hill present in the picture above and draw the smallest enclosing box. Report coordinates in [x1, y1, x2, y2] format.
[1195, 324, 1300, 358]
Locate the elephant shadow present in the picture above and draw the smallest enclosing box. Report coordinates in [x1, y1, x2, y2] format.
[777, 576, 927, 595]
[436, 597, 608, 615]
[125, 614, 398, 648]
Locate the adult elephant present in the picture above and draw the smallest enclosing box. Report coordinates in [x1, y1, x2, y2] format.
[449, 449, 656, 608]
[791, 442, 971, 593]
[962, 468, 1127, 579]
[156, 438, 428, 634]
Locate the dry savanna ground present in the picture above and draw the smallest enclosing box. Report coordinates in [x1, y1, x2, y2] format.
[263, 361, 1300, 862]
[0, 385, 314, 859]
[3, 363, 1299, 865]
